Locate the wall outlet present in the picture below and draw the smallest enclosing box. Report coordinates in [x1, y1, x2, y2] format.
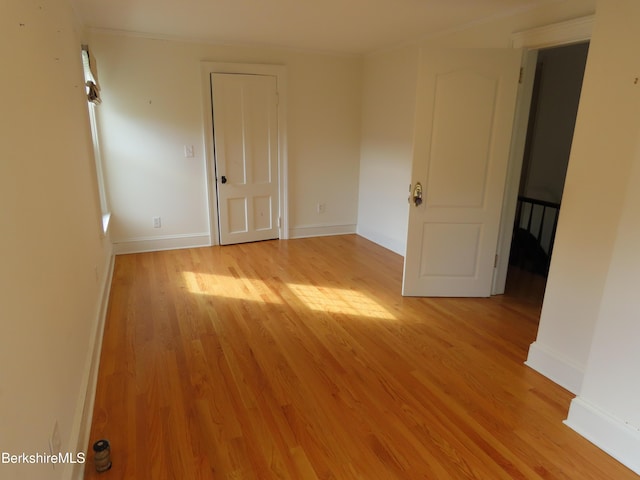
[317, 202, 326, 214]
[184, 145, 194, 158]
[153, 216, 161, 228]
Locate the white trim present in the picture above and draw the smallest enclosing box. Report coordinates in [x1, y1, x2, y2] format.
[199, 65, 219, 246]
[113, 233, 211, 254]
[511, 15, 594, 50]
[200, 62, 289, 245]
[492, 50, 538, 294]
[525, 341, 584, 394]
[493, 15, 594, 295]
[65, 247, 115, 479]
[288, 224, 357, 239]
[565, 397, 640, 476]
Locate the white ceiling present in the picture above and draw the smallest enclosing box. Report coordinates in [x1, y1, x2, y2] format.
[71, 0, 554, 55]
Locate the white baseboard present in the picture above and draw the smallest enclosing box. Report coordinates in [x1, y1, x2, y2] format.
[565, 397, 640, 475]
[65, 246, 115, 480]
[113, 233, 211, 254]
[356, 226, 406, 256]
[525, 341, 584, 394]
[288, 223, 356, 239]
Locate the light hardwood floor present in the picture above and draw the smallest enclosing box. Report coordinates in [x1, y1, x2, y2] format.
[85, 235, 637, 479]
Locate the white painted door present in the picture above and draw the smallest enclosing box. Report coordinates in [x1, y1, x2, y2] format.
[211, 73, 279, 245]
[402, 49, 521, 297]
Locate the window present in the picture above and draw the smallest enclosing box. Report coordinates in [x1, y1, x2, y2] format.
[81, 45, 110, 234]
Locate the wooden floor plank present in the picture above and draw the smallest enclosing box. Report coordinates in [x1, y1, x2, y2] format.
[85, 235, 638, 479]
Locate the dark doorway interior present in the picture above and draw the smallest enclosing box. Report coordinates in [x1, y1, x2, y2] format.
[507, 42, 590, 299]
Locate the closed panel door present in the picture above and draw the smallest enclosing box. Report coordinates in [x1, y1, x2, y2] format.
[402, 48, 521, 297]
[212, 73, 279, 245]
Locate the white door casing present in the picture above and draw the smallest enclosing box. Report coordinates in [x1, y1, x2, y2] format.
[492, 15, 594, 294]
[211, 73, 280, 245]
[402, 48, 521, 297]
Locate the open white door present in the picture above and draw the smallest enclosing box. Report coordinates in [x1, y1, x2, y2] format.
[212, 73, 279, 245]
[402, 49, 521, 297]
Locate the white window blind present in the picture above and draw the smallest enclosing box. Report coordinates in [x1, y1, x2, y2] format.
[81, 45, 101, 104]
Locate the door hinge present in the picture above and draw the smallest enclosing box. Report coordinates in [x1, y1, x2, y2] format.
[275, 91, 279, 106]
[519, 67, 524, 84]
[494, 254, 499, 268]
[278, 216, 281, 229]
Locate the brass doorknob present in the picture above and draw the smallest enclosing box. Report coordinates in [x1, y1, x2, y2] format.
[412, 182, 423, 207]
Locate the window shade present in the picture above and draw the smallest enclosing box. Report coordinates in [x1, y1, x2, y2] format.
[81, 45, 101, 104]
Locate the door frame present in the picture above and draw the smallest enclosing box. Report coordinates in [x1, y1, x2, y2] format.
[491, 15, 594, 294]
[200, 62, 289, 246]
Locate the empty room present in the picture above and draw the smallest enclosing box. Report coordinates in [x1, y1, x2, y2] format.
[2, 0, 640, 479]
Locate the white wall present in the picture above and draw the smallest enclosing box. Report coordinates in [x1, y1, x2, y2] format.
[558, 1, 640, 474]
[286, 54, 363, 237]
[527, 0, 640, 394]
[566, 126, 640, 475]
[0, 1, 112, 479]
[357, 47, 419, 255]
[89, 32, 363, 251]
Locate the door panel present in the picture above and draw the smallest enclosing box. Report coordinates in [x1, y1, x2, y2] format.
[427, 71, 497, 208]
[212, 73, 279, 245]
[253, 195, 273, 231]
[419, 223, 482, 277]
[227, 197, 248, 234]
[402, 49, 521, 297]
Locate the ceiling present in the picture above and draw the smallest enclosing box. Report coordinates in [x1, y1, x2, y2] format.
[71, 0, 554, 55]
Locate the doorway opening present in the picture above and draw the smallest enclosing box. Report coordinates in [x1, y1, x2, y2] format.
[504, 42, 590, 304]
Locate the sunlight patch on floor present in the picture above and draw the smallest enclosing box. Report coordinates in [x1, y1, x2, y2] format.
[287, 283, 396, 320]
[182, 271, 282, 304]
